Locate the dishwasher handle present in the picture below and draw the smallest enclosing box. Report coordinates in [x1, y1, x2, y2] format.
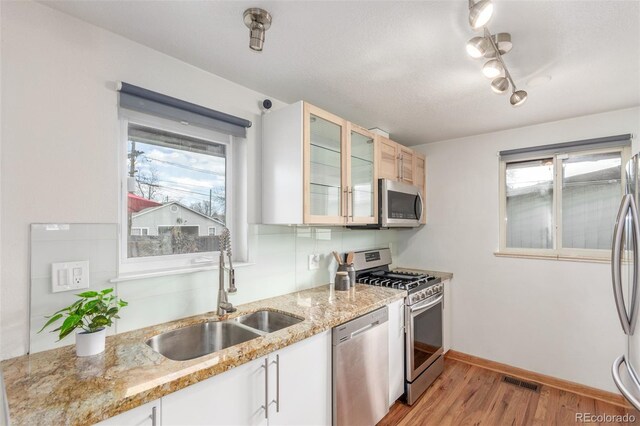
[333, 306, 389, 345]
[350, 320, 380, 339]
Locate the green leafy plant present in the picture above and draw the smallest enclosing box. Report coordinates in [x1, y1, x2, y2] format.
[38, 288, 128, 340]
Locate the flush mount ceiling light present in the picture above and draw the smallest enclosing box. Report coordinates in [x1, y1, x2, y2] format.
[243, 8, 272, 52]
[468, 0, 494, 29]
[465, 2, 528, 107]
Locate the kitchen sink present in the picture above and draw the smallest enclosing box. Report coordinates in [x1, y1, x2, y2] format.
[146, 321, 262, 361]
[233, 310, 303, 333]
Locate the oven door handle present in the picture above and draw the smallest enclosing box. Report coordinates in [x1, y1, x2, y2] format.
[409, 295, 443, 314]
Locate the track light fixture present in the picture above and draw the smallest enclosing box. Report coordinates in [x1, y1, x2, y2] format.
[466, 1, 528, 107]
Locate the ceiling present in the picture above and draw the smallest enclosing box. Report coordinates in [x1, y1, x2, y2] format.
[42, 0, 640, 145]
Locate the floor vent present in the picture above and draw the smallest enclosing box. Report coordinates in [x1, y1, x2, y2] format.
[502, 375, 540, 392]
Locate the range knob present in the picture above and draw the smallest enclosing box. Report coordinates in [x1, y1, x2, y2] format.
[426, 288, 433, 296]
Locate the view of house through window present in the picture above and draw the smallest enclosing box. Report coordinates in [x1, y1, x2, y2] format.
[502, 147, 626, 257]
[126, 123, 226, 258]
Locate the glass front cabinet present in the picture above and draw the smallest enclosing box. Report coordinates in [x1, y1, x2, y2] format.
[303, 103, 378, 225]
[263, 101, 420, 226]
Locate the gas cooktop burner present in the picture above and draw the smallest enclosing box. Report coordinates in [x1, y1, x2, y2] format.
[357, 270, 438, 292]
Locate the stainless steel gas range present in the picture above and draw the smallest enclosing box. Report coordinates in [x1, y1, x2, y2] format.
[352, 248, 444, 405]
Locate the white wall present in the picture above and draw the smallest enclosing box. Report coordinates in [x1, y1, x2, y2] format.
[0, 2, 400, 359]
[0, 1, 286, 359]
[396, 107, 640, 393]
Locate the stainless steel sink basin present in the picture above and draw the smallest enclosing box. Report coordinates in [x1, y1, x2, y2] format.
[146, 321, 262, 361]
[233, 310, 303, 333]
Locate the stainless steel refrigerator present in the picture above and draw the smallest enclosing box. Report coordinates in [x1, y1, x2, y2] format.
[612, 153, 640, 409]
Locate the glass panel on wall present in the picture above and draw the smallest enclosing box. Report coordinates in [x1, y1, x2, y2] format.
[127, 124, 224, 258]
[309, 114, 342, 217]
[505, 159, 554, 249]
[350, 131, 375, 218]
[561, 151, 622, 250]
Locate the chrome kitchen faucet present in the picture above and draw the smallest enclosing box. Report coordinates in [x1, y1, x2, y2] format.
[217, 227, 237, 316]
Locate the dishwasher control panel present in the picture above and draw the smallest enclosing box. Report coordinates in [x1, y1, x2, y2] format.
[332, 306, 389, 345]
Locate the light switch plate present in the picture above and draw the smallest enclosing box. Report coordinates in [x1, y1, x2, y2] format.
[308, 254, 320, 270]
[51, 261, 90, 293]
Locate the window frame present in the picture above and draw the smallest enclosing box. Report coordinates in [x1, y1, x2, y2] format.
[498, 145, 631, 261]
[118, 109, 234, 275]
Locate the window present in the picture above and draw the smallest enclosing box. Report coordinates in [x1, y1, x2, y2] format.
[499, 142, 631, 260]
[120, 113, 232, 273]
[131, 227, 149, 236]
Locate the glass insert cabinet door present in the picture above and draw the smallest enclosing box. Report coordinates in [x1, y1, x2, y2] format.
[304, 103, 347, 224]
[347, 124, 378, 224]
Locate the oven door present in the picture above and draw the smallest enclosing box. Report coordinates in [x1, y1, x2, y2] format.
[380, 179, 423, 227]
[406, 294, 443, 381]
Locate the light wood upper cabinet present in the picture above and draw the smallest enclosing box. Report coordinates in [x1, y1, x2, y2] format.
[347, 124, 378, 225]
[304, 103, 347, 225]
[377, 137, 399, 181]
[399, 147, 414, 184]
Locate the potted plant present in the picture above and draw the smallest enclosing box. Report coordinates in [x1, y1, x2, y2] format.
[39, 288, 127, 357]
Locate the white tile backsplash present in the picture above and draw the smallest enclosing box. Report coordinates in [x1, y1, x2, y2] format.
[29, 223, 399, 353]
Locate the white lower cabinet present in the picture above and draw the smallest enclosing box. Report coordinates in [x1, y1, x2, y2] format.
[96, 399, 161, 426]
[161, 330, 331, 426]
[268, 330, 331, 425]
[162, 354, 268, 426]
[387, 299, 405, 407]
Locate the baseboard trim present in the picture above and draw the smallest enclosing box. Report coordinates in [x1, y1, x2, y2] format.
[445, 350, 631, 409]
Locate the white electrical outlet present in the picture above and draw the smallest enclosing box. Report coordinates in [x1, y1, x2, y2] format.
[51, 261, 90, 293]
[308, 254, 320, 270]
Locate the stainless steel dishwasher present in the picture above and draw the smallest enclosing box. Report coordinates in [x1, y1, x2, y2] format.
[333, 306, 389, 426]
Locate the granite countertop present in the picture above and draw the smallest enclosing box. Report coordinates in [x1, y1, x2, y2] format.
[2, 284, 405, 426]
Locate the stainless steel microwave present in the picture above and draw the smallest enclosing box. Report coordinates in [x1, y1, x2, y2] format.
[379, 179, 423, 228]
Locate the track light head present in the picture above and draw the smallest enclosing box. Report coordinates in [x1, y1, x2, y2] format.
[466, 36, 489, 58]
[482, 59, 503, 78]
[469, 0, 494, 29]
[490, 77, 509, 94]
[510, 90, 528, 107]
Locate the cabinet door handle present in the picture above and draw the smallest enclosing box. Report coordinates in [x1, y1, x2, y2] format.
[343, 187, 349, 219]
[150, 406, 157, 426]
[348, 187, 354, 221]
[261, 358, 269, 419]
[274, 354, 280, 413]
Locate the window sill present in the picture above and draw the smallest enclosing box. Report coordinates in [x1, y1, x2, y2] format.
[494, 251, 610, 264]
[110, 262, 255, 283]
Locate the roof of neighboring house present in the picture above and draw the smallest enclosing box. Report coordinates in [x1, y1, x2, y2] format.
[132, 201, 226, 226]
[128, 193, 162, 213]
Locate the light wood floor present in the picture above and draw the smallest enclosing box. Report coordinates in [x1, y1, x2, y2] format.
[378, 358, 640, 426]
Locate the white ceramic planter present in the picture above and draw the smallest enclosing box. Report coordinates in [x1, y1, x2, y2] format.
[75, 328, 106, 357]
